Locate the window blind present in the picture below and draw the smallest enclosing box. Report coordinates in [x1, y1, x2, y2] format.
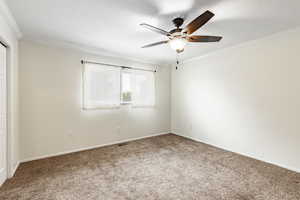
[83, 63, 121, 109]
[131, 70, 155, 107]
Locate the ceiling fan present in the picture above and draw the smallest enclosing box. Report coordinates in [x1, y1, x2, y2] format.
[140, 10, 222, 53]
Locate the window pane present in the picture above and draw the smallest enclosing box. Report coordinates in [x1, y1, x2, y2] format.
[121, 72, 132, 103]
[83, 63, 120, 109]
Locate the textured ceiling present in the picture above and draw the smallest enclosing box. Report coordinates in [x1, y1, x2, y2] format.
[6, 0, 300, 64]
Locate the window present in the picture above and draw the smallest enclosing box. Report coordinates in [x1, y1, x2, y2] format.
[83, 63, 155, 109]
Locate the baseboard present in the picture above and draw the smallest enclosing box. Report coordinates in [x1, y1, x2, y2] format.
[21, 132, 171, 163]
[9, 162, 20, 178]
[172, 132, 300, 173]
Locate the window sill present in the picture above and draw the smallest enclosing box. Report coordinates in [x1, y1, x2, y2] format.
[132, 105, 156, 108]
[82, 104, 155, 110]
[120, 102, 132, 105]
[82, 106, 120, 110]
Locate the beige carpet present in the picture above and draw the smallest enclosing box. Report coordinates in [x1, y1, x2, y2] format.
[0, 134, 299, 200]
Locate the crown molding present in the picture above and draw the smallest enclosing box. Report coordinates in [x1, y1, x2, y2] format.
[0, 0, 22, 39]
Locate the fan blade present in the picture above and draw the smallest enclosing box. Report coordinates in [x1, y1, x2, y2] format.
[184, 11, 215, 35]
[141, 41, 169, 48]
[188, 36, 222, 42]
[140, 23, 170, 36]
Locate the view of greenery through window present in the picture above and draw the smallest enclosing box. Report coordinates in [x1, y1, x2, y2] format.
[122, 92, 131, 102]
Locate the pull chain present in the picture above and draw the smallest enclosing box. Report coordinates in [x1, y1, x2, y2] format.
[176, 53, 179, 70]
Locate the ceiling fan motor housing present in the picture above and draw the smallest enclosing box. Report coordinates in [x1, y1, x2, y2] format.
[169, 28, 183, 35]
[173, 17, 184, 28]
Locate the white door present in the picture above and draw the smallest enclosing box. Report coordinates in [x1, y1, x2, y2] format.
[0, 43, 7, 186]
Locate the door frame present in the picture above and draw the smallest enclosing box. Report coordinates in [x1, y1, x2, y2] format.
[0, 37, 12, 182]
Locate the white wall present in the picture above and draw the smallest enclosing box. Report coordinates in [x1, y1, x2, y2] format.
[172, 27, 300, 172]
[19, 40, 171, 161]
[0, 0, 20, 177]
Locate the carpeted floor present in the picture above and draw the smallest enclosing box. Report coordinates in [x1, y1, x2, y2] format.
[0, 134, 299, 200]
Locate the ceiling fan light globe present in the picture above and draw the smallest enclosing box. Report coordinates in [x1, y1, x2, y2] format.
[176, 49, 184, 54]
[169, 38, 186, 52]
